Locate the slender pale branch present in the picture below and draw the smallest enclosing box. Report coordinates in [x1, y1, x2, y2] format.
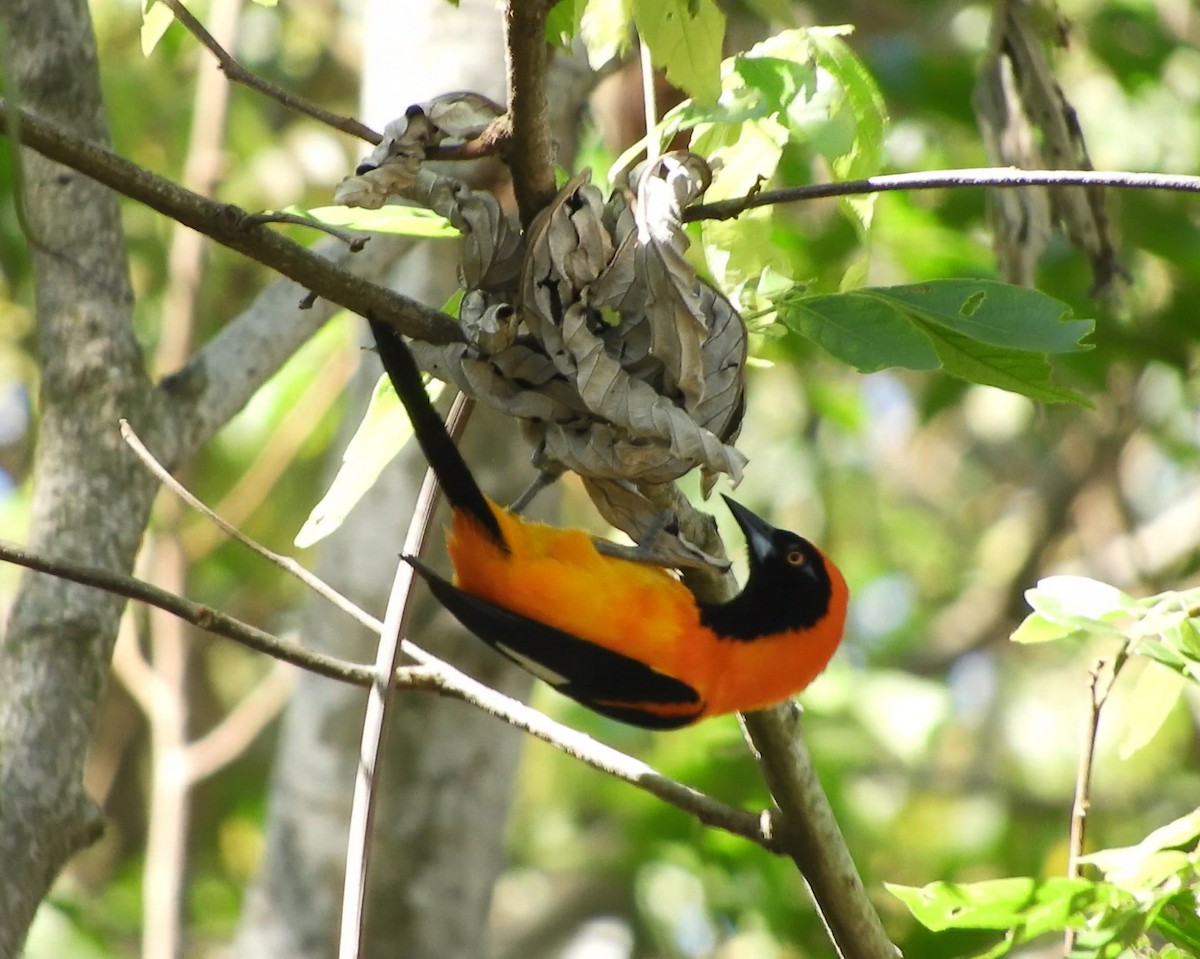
[120, 419, 384, 636]
[338, 395, 470, 959]
[684, 166, 1200, 222]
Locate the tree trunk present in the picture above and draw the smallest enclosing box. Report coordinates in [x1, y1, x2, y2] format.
[0, 0, 159, 952]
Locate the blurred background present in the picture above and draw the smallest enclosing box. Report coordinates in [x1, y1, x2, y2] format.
[1, 0, 1198, 956]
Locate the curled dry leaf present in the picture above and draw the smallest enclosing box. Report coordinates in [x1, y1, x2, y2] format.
[334, 93, 522, 293]
[518, 157, 747, 495]
[335, 99, 749, 557]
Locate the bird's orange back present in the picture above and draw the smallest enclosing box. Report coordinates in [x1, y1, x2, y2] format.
[448, 502, 710, 679]
[447, 499, 846, 720]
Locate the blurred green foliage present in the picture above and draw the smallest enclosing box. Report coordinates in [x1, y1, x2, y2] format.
[3, 0, 1200, 957]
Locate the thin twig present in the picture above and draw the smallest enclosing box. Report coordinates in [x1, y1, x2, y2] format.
[684, 166, 1200, 222]
[159, 0, 381, 144]
[338, 393, 472, 959]
[120, 418, 384, 636]
[1064, 647, 1129, 955]
[0, 538, 780, 852]
[244, 211, 369, 250]
[0, 538, 376, 685]
[403, 659, 781, 850]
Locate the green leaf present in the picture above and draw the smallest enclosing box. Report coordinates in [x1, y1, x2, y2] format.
[546, 0, 587, 46]
[917, 321, 1090, 405]
[632, 0, 725, 105]
[579, 0, 633, 68]
[780, 293, 940, 372]
[804, 26, 887, 232]
[779, 283, 1093, 404]
[294, 374, 444, 548]
[1028, 576, 1140, 621]
[732, 56, 810, 116]
[1083, 807, 1200, 886]
[1118, 661, 1186, 759]
[866, 281, 1094, 354]
[140, 0, 175, 56]
[1009, 612, 1093, 646]
[1012, 576, 1134, 643]
[886, 876, 1102, 932]
[300, 205, 460, 238]
[1135, 639, 1198, 678]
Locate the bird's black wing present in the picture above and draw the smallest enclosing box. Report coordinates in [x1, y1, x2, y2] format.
[408, 558, 705, 729]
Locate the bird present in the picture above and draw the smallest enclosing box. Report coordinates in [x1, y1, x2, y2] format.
[368, 319, 848, 729]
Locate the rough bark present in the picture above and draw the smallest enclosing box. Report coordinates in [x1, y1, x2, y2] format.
[0, 0, 160, 952]
[0, 0, 401, 951]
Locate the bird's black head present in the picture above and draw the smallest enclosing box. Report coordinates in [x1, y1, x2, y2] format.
[697, 495, 835, 641]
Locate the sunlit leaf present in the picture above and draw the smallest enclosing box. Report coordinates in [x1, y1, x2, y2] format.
[632, 0, 725, 105]
[1030, 576, 1139, 620]
[1009, 613, 1091, 645]
[886, 876, 1104, 932]
[301, 205, 460, 238]
[805, 26, 887, 233]
[294, 374, 444, 548]
[140, 0, 176, 56]
[580, 0, 633, 68]
[1117, 661, 1186, 759]
[1083, 808, 1200, 885]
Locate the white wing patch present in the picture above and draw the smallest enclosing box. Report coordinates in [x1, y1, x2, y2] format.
[495, 643, 571, 687]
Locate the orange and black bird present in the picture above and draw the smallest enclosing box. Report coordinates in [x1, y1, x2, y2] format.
[369, 320, 849, 729]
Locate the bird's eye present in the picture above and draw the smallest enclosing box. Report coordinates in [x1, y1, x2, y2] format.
[786, 549, 806, 567]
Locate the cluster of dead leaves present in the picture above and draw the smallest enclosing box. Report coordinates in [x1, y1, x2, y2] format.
[336, 93, 747, 561]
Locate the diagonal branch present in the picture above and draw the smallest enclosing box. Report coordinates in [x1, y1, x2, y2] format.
[0, 97, 460, 347]
[684, 166, 1200, 222]
[0, 539, 781, 853]
[159, 0, 381, 144]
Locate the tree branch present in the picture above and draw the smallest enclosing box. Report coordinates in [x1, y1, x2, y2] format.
[0, 539, 781, 854]
[743, 709, 898, 959]
[160, 0, 381, 145]
[503, 0, 558, 225]
[0, 96, 461, 346]
[684, 166, 1200, 222]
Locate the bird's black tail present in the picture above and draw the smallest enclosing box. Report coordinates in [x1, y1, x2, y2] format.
[367, 320, 506, 550]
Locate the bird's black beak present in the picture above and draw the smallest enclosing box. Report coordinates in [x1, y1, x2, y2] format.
[721, 495, 777, 564]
